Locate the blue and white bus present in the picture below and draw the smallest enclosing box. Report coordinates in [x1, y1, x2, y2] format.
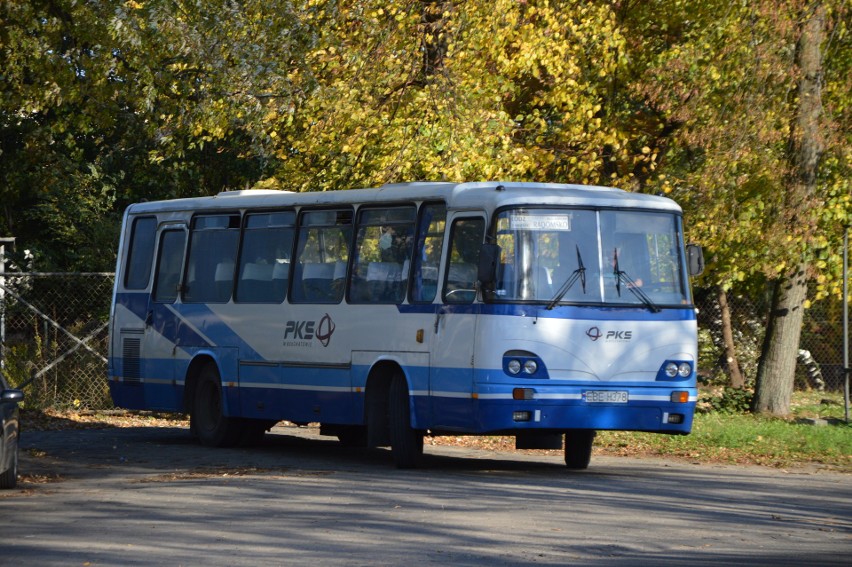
[108, 182, 703, 468]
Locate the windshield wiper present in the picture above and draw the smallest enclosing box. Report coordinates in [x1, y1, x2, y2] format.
[546, 245, 586, 310]
[612, 248, 660, 313]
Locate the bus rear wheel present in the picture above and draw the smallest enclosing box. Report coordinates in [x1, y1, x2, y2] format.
[192, 363, 242, 447]
[564, 429, 596, 470]
[388, 373, 423, 469]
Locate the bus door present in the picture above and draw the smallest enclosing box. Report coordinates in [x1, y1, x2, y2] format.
[140, 225, 188, 405]
[430, 215, 485, 430]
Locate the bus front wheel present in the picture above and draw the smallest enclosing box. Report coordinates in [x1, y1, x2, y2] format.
[192, 363, 243, 447]
[388, 373, 423, 469]
[564, 429, 596, 470]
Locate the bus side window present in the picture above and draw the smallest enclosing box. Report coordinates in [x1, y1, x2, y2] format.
[443, 217, 484, 304]
[183, 215, 240, 303]
[300, 262, 335, 301]
[153, 229, 187, 303]
[291, 209, 352, 304]
[124, 216, 157, 290]
[235, 212, 295, 303]
[410, 203, 446, 303]
[349, 205, 416, 304]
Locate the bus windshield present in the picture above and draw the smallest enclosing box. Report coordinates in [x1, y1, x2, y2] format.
[491, 208, 690, 307]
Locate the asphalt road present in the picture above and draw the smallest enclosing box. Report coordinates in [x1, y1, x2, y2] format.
[2, 423, 850, 566]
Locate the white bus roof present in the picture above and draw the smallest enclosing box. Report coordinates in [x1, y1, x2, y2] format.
[125, 181, 683, 215]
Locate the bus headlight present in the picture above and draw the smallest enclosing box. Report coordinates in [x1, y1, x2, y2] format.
[503, 351, 549, 379]
[658, 360, 694, 381]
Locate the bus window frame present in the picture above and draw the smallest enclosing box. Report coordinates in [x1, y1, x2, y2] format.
[234, 209, 297, 304]
[442, 215, 485, 305]
[182, 213, 242, 304]
[123, 215, 158, 291]
[348, 204, 417, 305]
[408, 201, 447, 304]
[152, 226, 188, 304]
[290, 207, 354, 305]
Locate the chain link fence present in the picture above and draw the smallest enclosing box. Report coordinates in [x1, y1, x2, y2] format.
[0, 272, 847, 409]
[694, 288, 846, 391]
[0, 273, 113, 410]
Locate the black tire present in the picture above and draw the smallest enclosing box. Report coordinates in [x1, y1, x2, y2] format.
[0, 450, 17, 489]
[564, 429, 596, 470]
[388, 373, 423, 469]
[192, 363, 243, 447]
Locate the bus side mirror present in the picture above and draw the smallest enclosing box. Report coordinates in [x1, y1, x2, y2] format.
[478, 243, 500, 285]
[686, 244, 704, 276]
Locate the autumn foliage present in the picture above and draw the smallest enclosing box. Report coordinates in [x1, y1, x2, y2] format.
[1, 0, 849, 414]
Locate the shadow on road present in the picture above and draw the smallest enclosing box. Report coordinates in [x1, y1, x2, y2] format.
[17, 422, 577, 487]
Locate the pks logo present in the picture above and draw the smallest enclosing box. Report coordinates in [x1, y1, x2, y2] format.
[316, 313, 336, 347]
[605, 330, 633, 341]
[284, 313, 336, 347]
[586, 327, 633, 342]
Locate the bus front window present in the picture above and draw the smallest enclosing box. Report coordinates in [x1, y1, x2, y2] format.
[493, 209, 601, 303]
[599, 210, 688, 307]
[491, 208, 690, 308]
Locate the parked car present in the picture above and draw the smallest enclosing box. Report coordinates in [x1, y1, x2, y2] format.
[0, 375, 23, 489]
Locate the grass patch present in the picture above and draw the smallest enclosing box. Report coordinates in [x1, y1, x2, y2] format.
[597, 391, 851, 471]
[789, 390, 849, 420]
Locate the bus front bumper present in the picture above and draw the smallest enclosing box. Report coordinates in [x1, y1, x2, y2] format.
[470, 384, 697, 434]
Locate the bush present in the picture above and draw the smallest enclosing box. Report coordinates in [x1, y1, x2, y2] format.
[700, 386, 755, 414]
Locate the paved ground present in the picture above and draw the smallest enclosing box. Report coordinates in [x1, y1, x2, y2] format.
[2, 423, 850, 566]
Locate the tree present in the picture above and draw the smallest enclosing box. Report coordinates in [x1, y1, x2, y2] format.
[108, 0, 316, 191]
[753, 3, 826, 414]
[1, 0, 124, 270]
[627, 0, 849, 408]
[1, 0, 311, 269]
[2, 1, 848, 408]
[255, 0, 658, 191]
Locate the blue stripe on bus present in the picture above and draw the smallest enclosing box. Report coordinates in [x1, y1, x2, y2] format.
[398, 303, 696, 321]
[115, 292, 149, 320]
[109, 372, 694, 433]
[114, 293, 265, 360]
[110, 360, 697, 433]
[175, 304, 265, 359]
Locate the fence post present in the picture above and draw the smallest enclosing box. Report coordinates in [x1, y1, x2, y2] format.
[0, 237, 15, 372]
[843, 226, 849, 423]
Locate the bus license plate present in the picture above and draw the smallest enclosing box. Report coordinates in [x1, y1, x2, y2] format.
[584, 390, 628, 403]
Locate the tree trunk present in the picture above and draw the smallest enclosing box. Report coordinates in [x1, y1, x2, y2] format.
[753, 3, 824, 415]
[754, 266, 809, 413]
[718, 287, 745, 389]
